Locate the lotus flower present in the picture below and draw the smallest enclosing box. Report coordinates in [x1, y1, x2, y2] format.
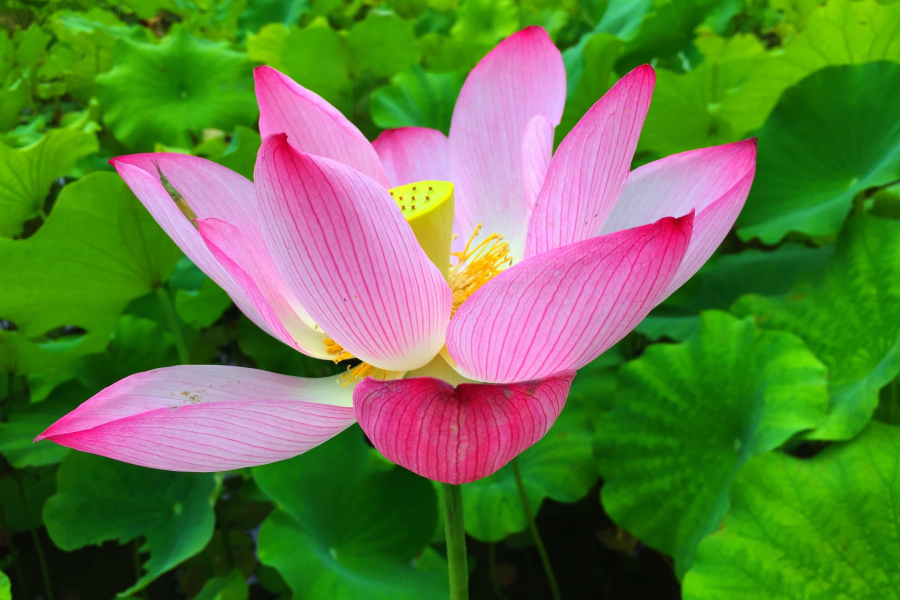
[37, 27, 755, 485]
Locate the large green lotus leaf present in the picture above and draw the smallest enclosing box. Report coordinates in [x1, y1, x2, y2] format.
[734, 214, 900, 440]
[247, 21, 349, 109]
[423, 0, 518, 72]
[592, 0, 652, 41]
[613, 0, 719, 71]
[462, 394, 599, 541]
[0, 31, 12, 78]
[0, 465, 57, 533]
[238, 0, 311, 35]
[636, 33, 765, 159]
[683, 422, 900, 599]
[254, 427, 447, 600]
[14, 25, 51, 70]
[0, 77, 29, 133]
[638, 243, 833, 342]
[76, 315, 179, 393]
[736, 62, 900, 243]
[722, 0, 900, 140]
[212, 125, 260, 181]
[556, 33, 622, 145]
[450, 0, 519, 45]
[0, 329, 92, 377]
[370, 65, 463, 135]
[0, 571, 9, 600]
[193, 569, 248, 600]
[595, 311, 828, 576]
[559, 0, 646, 97]
[0, 380, 89, 468]
[44, 452, 217, 596]
[48, 9, 143, 103]
[0, 128, 98, 237]
[347, 13, 420, 79]
[175, 278, 232, 329]
[0, 172, 182, 354]
[97, 28, 257, 150]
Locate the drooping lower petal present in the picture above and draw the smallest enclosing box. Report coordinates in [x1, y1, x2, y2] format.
[600, 139, 757, 297]
[35, 366, 356, 472]
[254, 66, 390, 187]
[111, 159, 277, 338]
[354, 371, 574, 484]
[525, 65, 655, 258]
[255, 134, 452, 372]
[373, 127, 449, 186]
[447, 214, 693, 384]
[449, 26, 566, 261]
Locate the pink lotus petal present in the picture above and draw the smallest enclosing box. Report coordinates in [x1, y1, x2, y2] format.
[526, 66, 655, 259]
[447, 214, 693, 383]
[36, 366, 355, 472]
[449, 26, 566, 260]
[600, 139, 757, 297]
[114, 153, 260, 231]
[197, 218, 328, 358]
[254, 134, 452, 372]
[111, 159, 276, 338]
[521, 115, 554, 210]
[372, 127, 449, 187]
[354, 371, 575, 484]
[255, 66, 389, 187]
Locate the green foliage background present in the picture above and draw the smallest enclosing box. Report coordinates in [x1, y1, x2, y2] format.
[0, 0, 898, 598]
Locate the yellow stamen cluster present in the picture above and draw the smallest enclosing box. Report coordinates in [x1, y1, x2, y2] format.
[323, 337, 386, 386]
[323, 337, 354, 363]
[338, 363, 387, 387]
[448, 224, 512, 316]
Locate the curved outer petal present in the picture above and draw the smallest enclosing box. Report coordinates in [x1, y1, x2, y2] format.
[448, 26, 566, 261]
[111, 158, 275, 338]
[521, 114, 554, 210]
[372, 127, 449, 187]
[35, 366, 355, 472]
[197, 218, 329, 358]
[255, 66, 390, 187]
[255, 134, 452, 372]
[525, 65, 655, 259]
[600, 139, 757, 296]
[114, 152, 260, 228]
[447, 214, 693, 383]
[354, 371, 574, 484]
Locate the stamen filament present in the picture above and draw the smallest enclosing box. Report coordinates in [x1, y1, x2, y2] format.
[338, 363, 388, 387]
[323, 337, 386, 386]
[448, 224, 512, 316]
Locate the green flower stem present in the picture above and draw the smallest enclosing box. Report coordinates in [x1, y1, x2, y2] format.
[155, 286, 190, 364]
[442, 483, 468, 600]
[512, 458, 562, 600]
[14, 472, 54, 600]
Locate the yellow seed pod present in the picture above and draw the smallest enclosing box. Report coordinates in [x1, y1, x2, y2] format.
[388, 181, 455, 280]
